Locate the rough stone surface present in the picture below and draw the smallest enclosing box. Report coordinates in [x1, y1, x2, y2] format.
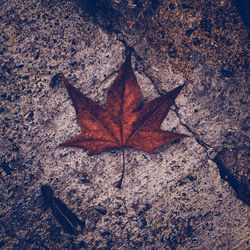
[0, 0, 249, 249]
[214, 147, 249, 206]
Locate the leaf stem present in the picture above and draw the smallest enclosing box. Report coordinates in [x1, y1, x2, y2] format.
[115, 147, 125, 189]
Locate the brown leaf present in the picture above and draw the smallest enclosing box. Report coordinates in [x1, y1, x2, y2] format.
[60, 53, 187, 187]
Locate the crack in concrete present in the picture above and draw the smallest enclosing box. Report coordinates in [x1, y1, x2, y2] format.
[173, 103, 217, 160]
[121, 44, 216, 160]
[88, 24, 216, 161]
[125, 46, 216, 160]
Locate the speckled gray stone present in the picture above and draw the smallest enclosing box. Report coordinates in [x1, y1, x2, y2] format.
[0, 0, 249, 249]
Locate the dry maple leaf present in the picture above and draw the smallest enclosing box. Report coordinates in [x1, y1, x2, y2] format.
[60, 53, 187, 188]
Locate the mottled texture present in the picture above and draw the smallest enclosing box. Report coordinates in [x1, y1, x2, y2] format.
[214, 147, 249, 206]
[0, 0, 249, 249]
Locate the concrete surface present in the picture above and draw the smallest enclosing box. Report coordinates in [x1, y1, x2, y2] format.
[0, 0, 249, 249]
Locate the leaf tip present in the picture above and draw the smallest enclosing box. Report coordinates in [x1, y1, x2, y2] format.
[172, 132, 190, 142]
[182, 133, 191, 139]
[176, 84, 185, 93]
[59, 142, 66, 147]
[61, 73, 70, 86]
[124, 54, 131, 67]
